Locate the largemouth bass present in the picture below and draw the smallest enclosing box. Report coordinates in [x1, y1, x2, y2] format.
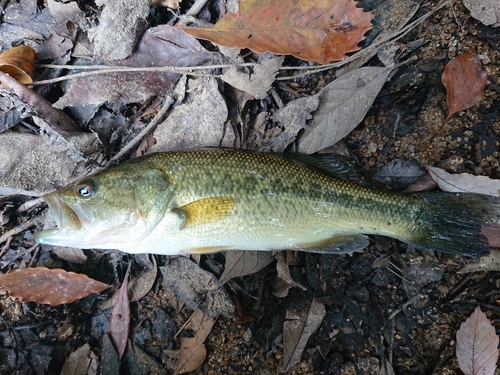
[35, 150, 500, 257]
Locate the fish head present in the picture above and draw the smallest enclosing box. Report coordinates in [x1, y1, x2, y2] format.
[35, 164, 174, 250]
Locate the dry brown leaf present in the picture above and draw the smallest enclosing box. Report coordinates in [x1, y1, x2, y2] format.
[175, 309, 216, 374]
[54, 27, 219, 108]
[148, 77, 232, 152]
[426, 166, 500, 197]
[441, 53, 488, 125]
[160, 257, 235, 318]
[61, 343, 91, 375]
[109, 264, 131, 359]
[0, 46, 35, 84]
[0, 267, 110, 305]
[180, 0, 373, 64]
[221, 56, 284, 99]
[456, 306, 499, 375]
[33, 34, 73, 61]
[219, 251, 275, 285]
[273, 252, 307, 298]
[482, 225, 500, 248]
[282, 298, 326, 372]
[298, 66, 391, 153]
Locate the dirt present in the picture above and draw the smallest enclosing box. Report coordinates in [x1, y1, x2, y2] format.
[0, 0, 500, 375]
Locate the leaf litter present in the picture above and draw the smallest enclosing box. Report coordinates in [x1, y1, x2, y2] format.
[0, 0, 499, 374]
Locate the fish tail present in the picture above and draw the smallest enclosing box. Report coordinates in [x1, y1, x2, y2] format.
[407, 193, 500, 257]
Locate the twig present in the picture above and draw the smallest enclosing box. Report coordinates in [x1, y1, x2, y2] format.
[17, 198, 44, 214]
[0, 236, 12, 258]
[32, 1, 450, 87]
[0, 218, 37, 247]
[31, 64, 253, 86]
[186, 0, 209, 16]
[388, 288, 431, 320]
[387, 287, 397, 365]
[277, 0, 450, 79]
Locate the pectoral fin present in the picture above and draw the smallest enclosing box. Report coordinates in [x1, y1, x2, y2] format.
[302, 234, 369, 254]
[175, 197, 237, 228]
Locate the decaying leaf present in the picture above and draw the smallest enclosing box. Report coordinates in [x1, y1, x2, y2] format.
[298, 67, 392, 154]
[269, 95, 320, 152]
[51, 247, 87, 264]
[459, 249, 500, 274]
[482, 225, 500, 249]
[441, 53, 488, 125]
[426, 166, 500, 197]
[219, 250, 275, 285]
[456, 306, 499, 375]
[61, 344, 91, 375]
[0, 46, 35, 84]
[273, 252, 307, 298]
[463, 0, 499, 26]
[180, 0, 373, 64]
[89, 0, 149, 61]
[0, 267, 110, 305]
[160, 257, 235, 318]
[373, 158, 426, 190]
[0, 131, 99, 196]
[282, 298, 326, 372]
[109, 264, 131, 359]
[33, 34, 73, 61]
[54, 27, 219, 108]
[221, 56, 284, 99]
[148, 77, 232, 152]
[175, 309, 216, 374]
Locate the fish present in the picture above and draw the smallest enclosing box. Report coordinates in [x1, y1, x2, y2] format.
[35, 149, 500, 257]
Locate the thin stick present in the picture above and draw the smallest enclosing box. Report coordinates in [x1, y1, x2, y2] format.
[0, 219, 36, 246]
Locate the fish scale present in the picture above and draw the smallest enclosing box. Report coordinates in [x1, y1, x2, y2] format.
[35, 149, 500, 257]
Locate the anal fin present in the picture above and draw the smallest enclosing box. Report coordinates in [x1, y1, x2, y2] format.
[301, 234, 369, 254]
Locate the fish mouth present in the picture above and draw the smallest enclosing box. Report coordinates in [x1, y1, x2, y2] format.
[35, 192, 82, 245]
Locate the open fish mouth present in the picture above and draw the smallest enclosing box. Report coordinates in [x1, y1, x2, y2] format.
[34, 192, 82, 244]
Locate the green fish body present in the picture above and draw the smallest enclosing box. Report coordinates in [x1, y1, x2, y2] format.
[35, 150, 499, 257]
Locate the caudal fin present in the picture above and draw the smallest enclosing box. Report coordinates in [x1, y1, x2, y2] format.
[408, 193, 500, 257]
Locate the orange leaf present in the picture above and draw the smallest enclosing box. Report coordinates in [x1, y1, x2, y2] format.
[0, 46, 35, 84]
[180, 0, 373, 64]
[441, 53, 488, 125]
[0, 267, 110, 306]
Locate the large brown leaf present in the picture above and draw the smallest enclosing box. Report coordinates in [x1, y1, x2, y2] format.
[0, 267, 110, 305]
[441, 53, 488, 125]
[180, 0, 373, 64]
[456, 306, 499, 375]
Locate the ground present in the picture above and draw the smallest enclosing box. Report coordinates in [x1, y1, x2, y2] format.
[0, 0, 499, 374]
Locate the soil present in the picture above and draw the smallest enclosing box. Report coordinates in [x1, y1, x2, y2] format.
[0, 0, 500, 375]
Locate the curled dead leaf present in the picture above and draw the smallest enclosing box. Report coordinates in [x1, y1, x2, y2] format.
[0, 46, 35, 84]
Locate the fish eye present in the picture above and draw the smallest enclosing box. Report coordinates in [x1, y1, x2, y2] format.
[76, 179, 97, 198]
